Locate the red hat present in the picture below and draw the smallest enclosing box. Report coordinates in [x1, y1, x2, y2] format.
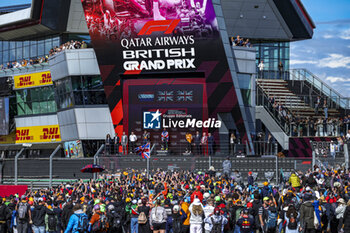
[248, 171, 252, 175]
[185, 185, 189, 189]
[196, 186, 201, 190]
[247, 202, 253, 208]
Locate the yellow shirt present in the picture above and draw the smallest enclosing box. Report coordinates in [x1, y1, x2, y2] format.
[186, 134, 192, 143]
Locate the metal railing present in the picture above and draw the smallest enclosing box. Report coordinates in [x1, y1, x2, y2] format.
[256, 69, 350, 110]
[103, 141, 277, 157]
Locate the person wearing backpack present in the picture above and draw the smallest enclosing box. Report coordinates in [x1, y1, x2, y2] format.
[204, 207, 228, 233]
[0, 196, 11, 233]
[16, 195, 32, 233]
[150, 199, 167, 233]
[264, 201, 278, 233]
[52, 201, 63, 233]
[285, 207, 299, 233]
[46, 206, 58, 233]
[203, 199, 215, 233]
[236, 208, 254, 233]
[137, 198, 151, 233]
[31, 198, 47, 233]
[172, 205, 187, 233]
[90, 205, 108, 233]
[64, 204, 89, 233]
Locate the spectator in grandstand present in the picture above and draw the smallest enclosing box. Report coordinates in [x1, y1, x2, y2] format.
[129, 132, 137, 154]
[230, 133, 237, 155]
[258, 60, 265, 78]
[315, 96, 321, 115]
[121, 131, 128, 155]
[278, 61, 284, 79]
[323, 99, 328, 119]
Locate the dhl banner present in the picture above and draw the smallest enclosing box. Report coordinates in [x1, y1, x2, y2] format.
[14, 71, 52, 89]
[0, 131, 16, 144]
[16, 125, 61, 143]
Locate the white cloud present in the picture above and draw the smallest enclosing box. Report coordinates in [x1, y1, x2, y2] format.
[322, 34, 334, 39]
[290, 60, 317, 65]
[340, 28, 350, 40]
[318, 54, 350, 69]
[325, 76, 348, 83]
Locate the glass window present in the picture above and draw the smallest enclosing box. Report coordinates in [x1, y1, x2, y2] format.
[23, 46, 30, 59]
[24, 41, 29, 46]
[2, 50, 8, 64]
[32, 102, 41, 114]
[16, 46, 23, 60]
[38, 42, 44, 57]
[9, 49, 15, 62]
[10, 42, 15, 49]
[3, 41, 8, 50]
[30, 43, 37, 58]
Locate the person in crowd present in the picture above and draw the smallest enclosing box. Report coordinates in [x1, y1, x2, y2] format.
[323, 99, 328, 119]
[0, 196, 11, 233]
[222, 157, 231, 176]
[121, 132, 128, 155]
[230, 133, 237, 155]
[189, 198, 204, 233]
[31, 198, 47, 233]
[114, 133, 120, 155]
[236, 208, 254, 233]
[64, 204, 88, 233]
[129, 132, 137, 154]
[185, 132, 193, 154]
[201, 132, 208, 156]
[16, 195, 31, 233]
[137, 198, 151, 233]
[208, 133, 214, 156]
[278, 61, 284, 79]
[161, 128, 169, 151]
[142, 131, 150, 145]
[105, 134, 112, 155]
[204, 207, 228, 233]
[150, 199, 167, 233]
[258, 60, 264, 78]
[315, 96, 321, 115]
[194, 131, 201, 155]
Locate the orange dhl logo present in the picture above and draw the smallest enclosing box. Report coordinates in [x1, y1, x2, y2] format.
[39, 73, 52, 84]
[41, 127, 60, 140]
[16, 129, 33, 141]
[17, 76, 34, 87]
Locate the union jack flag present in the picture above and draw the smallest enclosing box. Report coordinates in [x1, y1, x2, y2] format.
[177, 90, 193, 101]
[134, 142, 150, 159]
[158, 91, 173, 102]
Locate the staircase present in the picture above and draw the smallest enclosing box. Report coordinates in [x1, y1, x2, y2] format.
[257, 79, 340, 118]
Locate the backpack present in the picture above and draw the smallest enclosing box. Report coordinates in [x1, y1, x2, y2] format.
[138, 212, 147, 224]
[211, 216, 222, 233]
[287, 216, 298, 230]
[17, 203, 27, 220]
[172, 216, 182, 233]
[152, 207, 165, 223]
[92, 213, 107, 232]
[265, 209, 277, 229]
[47, 212, 57, 231]
[112, 212, 122, 229]
[76, 214, 89, 233]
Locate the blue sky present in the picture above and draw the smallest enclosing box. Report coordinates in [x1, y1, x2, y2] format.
[1, 0, 349, 96]
[290, 0, 350, 97]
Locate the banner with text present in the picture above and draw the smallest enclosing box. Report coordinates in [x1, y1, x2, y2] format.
[14, 71, 52, 89]
[16, 125, 61, 144]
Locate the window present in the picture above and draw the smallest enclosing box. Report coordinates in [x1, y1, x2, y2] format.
[237, 73, 252, 106]
[15, 86, 57, 116]
[54, 76, 107, 110]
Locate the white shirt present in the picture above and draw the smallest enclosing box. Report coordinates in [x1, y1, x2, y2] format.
[129, 134, 137, 142]
[203, 206, 215, 230]
[258, 62, 265, 71]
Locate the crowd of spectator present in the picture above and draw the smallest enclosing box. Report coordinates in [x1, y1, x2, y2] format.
[231, 36, 252, 48]
[0, 40, 88, 71]
[1, 162, 350, 233]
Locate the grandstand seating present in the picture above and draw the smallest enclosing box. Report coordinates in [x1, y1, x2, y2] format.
[257, 79, 340, 118]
